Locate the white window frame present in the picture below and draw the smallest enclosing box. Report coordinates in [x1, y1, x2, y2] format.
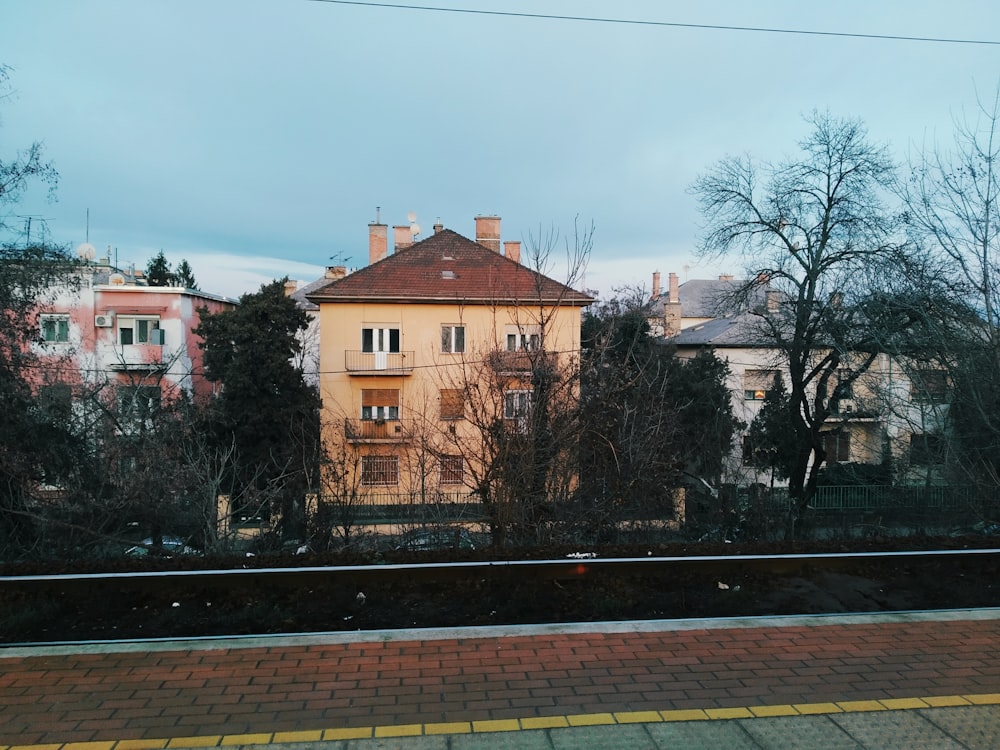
[119, 316, 161, 345]
[361, 405, 400, 422]
[41, 314, 70, 343]
[362, 326, 400, 353]
[441, 325, 465, 354]
[504, 389, 534, 431]
[744, 369, 780, 401]
[505, 325, 540, 352]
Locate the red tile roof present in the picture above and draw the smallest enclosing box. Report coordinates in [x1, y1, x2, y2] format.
[306, 229, 594, 306]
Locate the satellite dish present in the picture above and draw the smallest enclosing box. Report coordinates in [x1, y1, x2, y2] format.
[76, 242, 97, 261]
[410, 223, 421, 237]
[109, 273, 125, 286]
[407, 211, 417, 223]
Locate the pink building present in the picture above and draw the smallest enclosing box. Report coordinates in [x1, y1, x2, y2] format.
[31, 262, 236, 417]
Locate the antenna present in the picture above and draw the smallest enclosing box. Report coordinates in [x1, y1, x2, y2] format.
[86, 208, 90, 243]
[329, 252, 352, 265]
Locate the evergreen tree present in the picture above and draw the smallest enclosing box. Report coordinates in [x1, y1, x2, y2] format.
[145, 250, 172, 286]
[194, 279, 320, 536]
[174, 259, 198, 289]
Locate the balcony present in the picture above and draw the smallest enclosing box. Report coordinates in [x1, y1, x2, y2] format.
[109, 344, 165, 372]
[487, 350, 555, 375]
[345, 418, 411, 443]
[828, 398, 879, 422]
[345, 350, 414, 375]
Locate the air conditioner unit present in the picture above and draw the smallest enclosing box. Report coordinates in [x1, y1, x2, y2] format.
[95, 314, 114, 328]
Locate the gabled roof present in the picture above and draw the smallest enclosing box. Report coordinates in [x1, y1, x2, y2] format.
[673, 315, 759, 347]
[306, 229, 594, 306]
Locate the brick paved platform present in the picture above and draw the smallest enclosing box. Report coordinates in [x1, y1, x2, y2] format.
[1, 610, 999, 748]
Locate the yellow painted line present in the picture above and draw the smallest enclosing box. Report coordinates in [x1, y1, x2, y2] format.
[706, 707, 754, 720]
[323, 727, 373, 740]
[793, 702, 843, 715]
[614, 711, 664, 724]
[837, 700, 887, 712]
[924, 695, 971, 707]
[965, 693, 1000, 705]
[520, 716, 570, 729]
[472, 719, 520, 732]
[660, 709, 710, 721]
[271, 730, 323, 743]
[749, 704, 799, 717]
[374, 724, 423, 738]
[567, 713, 616, 727]
[114, 741, 169, 750]
[880, 697, 929, 710]
[166, 738, 221, 749]
[219, 734, 271, 747]
[425, 722, 472, 735]
[17, 692, 1000, 750]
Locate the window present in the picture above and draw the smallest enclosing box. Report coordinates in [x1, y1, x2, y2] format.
[823, 430, 850, 463]
[441, 325, 465, 353]
[39, 383, 72, 421]
[744, 369, 781, 400]
[361, 455, 399, 486]
[910, 433, 944, 466]
[41, 315, 69, 343]
[361, 389, 399, 421]
[362, 327, 400, 353]
[741, 435, 767, 467]
[119, 316, 161, 345]
[440, 455, 464, 484]
[440, 388, 465, 420]
[118, 385, 161, 432]
[833, 369, 854, 399]
[504, 389, 533, 430]
[910, 369, 947, 403]
[505, 325, 540, 352]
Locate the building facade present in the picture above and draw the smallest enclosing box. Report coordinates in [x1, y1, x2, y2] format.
[307, 216, 593, 502]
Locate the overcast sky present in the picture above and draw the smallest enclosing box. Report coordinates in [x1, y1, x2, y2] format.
[3, 1, 1000, 300]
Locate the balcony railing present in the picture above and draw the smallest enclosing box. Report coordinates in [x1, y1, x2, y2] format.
[345, 350, 414, 375]
[109, 344, 165, 372]
[487, 350, 555, 374]
[344, 418, 411, 443]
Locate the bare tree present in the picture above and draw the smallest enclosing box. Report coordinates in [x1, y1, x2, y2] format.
[896, 84, 1000, 502]
[692, 111, 905, 533]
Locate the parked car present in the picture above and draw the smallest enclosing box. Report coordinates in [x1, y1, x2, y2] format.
[125, 536, 198, 557]
[395, 526, 477, 551]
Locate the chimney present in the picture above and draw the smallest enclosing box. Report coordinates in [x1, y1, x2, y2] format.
[325, 265, 347, 281]
[283, 280, 298, 297]
[368, 221, 388, 264]
[393, 225, 414, 252]
[652, 271, 661, 299]
[719, 274, 734, 282]
[433, 220, 444, 234]
[504, 240, 521, 264]
[475, 215, 501, 252]
[669, 272, 679, 303]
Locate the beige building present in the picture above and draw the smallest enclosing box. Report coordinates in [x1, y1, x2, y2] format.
[657, 273, 950, 486]
[307, 216, 593, 501]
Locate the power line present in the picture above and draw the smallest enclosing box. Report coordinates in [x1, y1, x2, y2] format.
[307, 0, 1000, 47]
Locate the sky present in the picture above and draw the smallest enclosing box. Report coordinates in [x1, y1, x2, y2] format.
[3, 1, 1000, 301]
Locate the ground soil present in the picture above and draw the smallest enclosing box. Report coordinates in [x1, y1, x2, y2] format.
[2, 536, 998, 643]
